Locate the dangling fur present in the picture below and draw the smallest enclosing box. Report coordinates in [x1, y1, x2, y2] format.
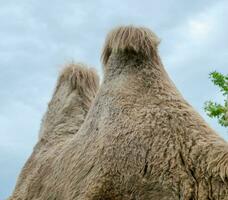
[101, 25, 160, 66]
[56, 63, 99, 109]
[9, 63, 99, 200]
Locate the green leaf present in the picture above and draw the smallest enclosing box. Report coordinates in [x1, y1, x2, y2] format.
[209, 71, 228, 95]
[204, 71, 228, 127]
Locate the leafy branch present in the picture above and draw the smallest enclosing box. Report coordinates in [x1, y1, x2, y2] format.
[204, 71, 228, 127]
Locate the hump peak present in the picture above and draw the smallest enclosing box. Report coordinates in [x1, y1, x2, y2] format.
[101, 25, 160, 65]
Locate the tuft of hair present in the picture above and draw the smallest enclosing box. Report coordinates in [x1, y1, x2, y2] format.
[101, 25, 160, 65]
[56, 63, 100, 107]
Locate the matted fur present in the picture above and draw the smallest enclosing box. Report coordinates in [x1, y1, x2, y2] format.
[101, 25, 160, 66]
[9, 63, 99, 200]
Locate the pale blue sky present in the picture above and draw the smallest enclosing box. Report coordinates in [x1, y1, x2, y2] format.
[0, 0, 227, 199]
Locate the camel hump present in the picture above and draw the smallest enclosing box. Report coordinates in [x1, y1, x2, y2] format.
[38, 63, 99, 141]
[57, 63, 100, 96]
[101, 25, 160, 65]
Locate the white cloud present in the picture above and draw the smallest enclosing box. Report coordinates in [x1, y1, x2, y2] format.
[188, 17, 212, 40]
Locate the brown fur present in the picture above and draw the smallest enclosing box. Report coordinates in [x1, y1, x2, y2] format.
[38, 63, 99, 142]
[9, 63, 99, 200]
[101, 26, 160, 66]
[9, 26, 228, 200]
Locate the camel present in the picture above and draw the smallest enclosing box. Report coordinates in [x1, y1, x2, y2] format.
[10, 26, 228, 199]
[9, 63, 99, 200]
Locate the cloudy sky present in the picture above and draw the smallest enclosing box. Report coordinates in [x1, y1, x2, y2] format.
[0, 0, 227, 198]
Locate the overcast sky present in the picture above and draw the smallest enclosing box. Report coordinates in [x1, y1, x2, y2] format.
[0, 0, 227, 199]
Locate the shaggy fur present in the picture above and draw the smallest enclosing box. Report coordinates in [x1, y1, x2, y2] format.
[9, 63, 99, 200]
[38, 63, 99, 142]
[101, 26, 160, 66]
[10, 26, 228, 200]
